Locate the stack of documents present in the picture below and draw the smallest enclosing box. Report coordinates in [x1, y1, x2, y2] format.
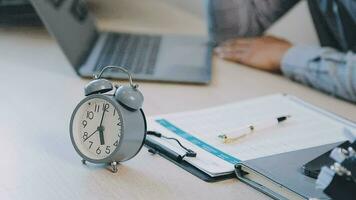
[147, 94, 356, 177]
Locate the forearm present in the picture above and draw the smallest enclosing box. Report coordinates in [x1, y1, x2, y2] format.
[281, 45, 356, 102]
[207, 0, 299, 44]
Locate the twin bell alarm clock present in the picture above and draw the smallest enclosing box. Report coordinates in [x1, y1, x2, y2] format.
[70, 66, 147, 172]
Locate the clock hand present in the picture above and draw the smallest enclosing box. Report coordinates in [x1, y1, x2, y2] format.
[83, 129, 99, 142]
[99, 104, 108, 128]
[99, 129, 105, 145]
[98, 104, 108, 145]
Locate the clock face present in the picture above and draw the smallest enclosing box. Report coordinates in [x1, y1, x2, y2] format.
[71, 96, 122, 160]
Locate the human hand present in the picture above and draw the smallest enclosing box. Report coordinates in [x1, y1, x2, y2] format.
[215, 36, 292, 72]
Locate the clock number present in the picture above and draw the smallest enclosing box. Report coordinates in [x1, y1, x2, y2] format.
[88, 141, 93, 149]
[82, 120, 87, 128]
[96, 147, 101, 154]
[82, 132, 88, 140]
[103, 103, 109, 111]
[94, 104, 100, 112]
[86, 111, 94, 120]
[113, 109, 116, 116]
[105, 146, 111, 154]
[113, 140, 118, 146]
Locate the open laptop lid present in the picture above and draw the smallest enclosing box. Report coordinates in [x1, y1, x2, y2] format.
[29, 0, 98, 68]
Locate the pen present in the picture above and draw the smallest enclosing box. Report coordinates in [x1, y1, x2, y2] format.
[218, 115, 291, 143]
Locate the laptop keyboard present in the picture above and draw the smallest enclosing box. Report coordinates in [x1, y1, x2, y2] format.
[95, 32, 161, 75]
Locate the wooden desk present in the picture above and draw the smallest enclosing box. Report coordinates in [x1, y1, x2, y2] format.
[0, 1, 354, 199]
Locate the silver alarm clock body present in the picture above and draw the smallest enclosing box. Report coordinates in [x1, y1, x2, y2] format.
[69, 66, 147, 172]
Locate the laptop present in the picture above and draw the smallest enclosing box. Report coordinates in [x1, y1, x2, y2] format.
[29, 0, 212, 84]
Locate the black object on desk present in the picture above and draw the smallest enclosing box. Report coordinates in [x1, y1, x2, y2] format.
[316, 130, 356, 200]
[323, 174, 356, 200]
[302, 141, 352, 179]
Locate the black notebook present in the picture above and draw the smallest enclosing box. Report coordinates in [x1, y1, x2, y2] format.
[235, 143, 342, 200]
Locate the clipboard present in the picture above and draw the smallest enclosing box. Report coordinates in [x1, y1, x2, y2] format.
[144, 94, 356, 184]
[144, 137, 236, 182]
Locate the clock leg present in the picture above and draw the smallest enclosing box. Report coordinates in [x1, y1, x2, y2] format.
[82, 159, 87, 165]
[110, 161, 118, 173]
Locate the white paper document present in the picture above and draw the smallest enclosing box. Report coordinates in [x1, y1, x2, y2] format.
[147, 94, 356, 176]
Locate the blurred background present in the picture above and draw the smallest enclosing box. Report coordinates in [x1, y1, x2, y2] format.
[0, 0, 318, 44]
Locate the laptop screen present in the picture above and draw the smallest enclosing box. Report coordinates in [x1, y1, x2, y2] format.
[29, 0, 98, 68]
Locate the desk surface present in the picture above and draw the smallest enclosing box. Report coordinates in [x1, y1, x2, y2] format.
[0, 1, 355, 199]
